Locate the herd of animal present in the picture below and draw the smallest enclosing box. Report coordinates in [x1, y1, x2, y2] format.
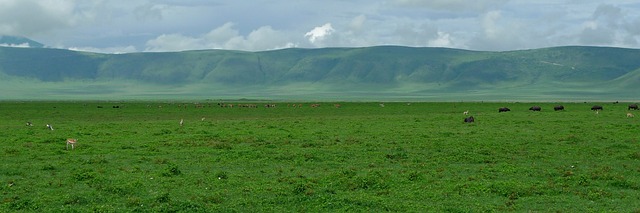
[24, 122, 77, 150]
[23, 102, 639, 148]
[464, 103, 639, 123]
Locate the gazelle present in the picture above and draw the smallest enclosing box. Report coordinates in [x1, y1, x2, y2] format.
[66, 138, 77, 150]
[463, 110, 469, 115]
[627, 113, 634, 118]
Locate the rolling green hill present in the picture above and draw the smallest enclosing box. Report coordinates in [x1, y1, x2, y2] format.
[0, 45, 639, 101]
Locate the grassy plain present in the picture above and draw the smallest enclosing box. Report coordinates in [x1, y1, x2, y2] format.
[1, 101, 639, 212]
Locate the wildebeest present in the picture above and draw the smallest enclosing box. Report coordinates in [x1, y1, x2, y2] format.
[591, 105, 603, 111]
[498, 107, 511, 112]
[464, 116, 475, 123]
[629, 104, 639, 110]
[554, 105, 565, 111]
[529, 106, 541, 111]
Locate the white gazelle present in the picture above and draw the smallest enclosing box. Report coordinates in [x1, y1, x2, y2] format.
[66, 138, 77, 150]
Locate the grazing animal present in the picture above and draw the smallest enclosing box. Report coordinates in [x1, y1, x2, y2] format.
[463, 110, 469, 115]
[591, 105, 603, 111]
[66, 138, 77, 150]
[334, 104, 341, 108]
[26, 122, 33, 126]
[464, 116, 475, 123]
[201, 117, 206, 121]
[498, 107, 511, 113]
[554, 105, 565, 111]
[529, 106, 541, 111]
[629, 104, 639, 110]
[46, 124, 54, 130]
[379, 103, 385, 108]
[627, 113, 634, 118]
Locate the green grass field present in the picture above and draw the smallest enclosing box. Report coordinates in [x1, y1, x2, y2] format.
[1, 101, 639, 212]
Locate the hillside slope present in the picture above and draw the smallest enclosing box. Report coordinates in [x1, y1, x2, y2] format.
[0, 46, 639, 100]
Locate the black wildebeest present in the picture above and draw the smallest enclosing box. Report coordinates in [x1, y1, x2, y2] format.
[529, 106, 541, 111]
[464, 116, 475, 123]
[498, 107, 511, 112]
[554, 105, 565, 111]
[629, 104, 639, 110]
[591, 105, 603, 111]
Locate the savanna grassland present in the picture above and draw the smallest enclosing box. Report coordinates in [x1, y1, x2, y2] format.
[1, 101, 640, 212]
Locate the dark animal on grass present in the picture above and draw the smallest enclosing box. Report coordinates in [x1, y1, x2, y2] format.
[591, 105, 603, 111]
[498, 107, 511, 112]
[529, 106, 541, 111]
[554, 105, 565, 111]
[629, 104, 638, 110]
[464, 116, 475, 123]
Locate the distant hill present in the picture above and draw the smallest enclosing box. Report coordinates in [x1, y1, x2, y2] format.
[0, 45, 639, 101]
[0, 35, 44, 48]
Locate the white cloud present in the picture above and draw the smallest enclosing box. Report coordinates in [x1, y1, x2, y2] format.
[134, 3, 165, 21]
[145, 34, 203, 52]
[349, 15, 367, 33]
[145, 22, 299, 52]
[0, 0, 79, 36]
[392, 0, 509, 12]
[68, 45, 138, 54]
[304, 23, 335, 44]
[3, 1, 640, 52]
[481, 10, 502, 40]
[428, 32, 454, 47]
[577, 3, 639, 47]
[0, 43, 31, 48]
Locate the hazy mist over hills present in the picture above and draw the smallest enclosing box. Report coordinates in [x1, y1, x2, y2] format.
[1, 39, 639, 101]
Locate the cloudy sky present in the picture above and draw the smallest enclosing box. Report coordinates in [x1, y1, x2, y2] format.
[1, 0, 639, 53]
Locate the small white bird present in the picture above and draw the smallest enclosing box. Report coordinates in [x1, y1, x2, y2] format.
[180, 119, 184, 127]
[46, 124, 54, 130]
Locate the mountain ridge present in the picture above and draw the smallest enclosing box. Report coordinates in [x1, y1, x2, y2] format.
[0, 45, 639, 101]
[0, 35, 45, 48]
